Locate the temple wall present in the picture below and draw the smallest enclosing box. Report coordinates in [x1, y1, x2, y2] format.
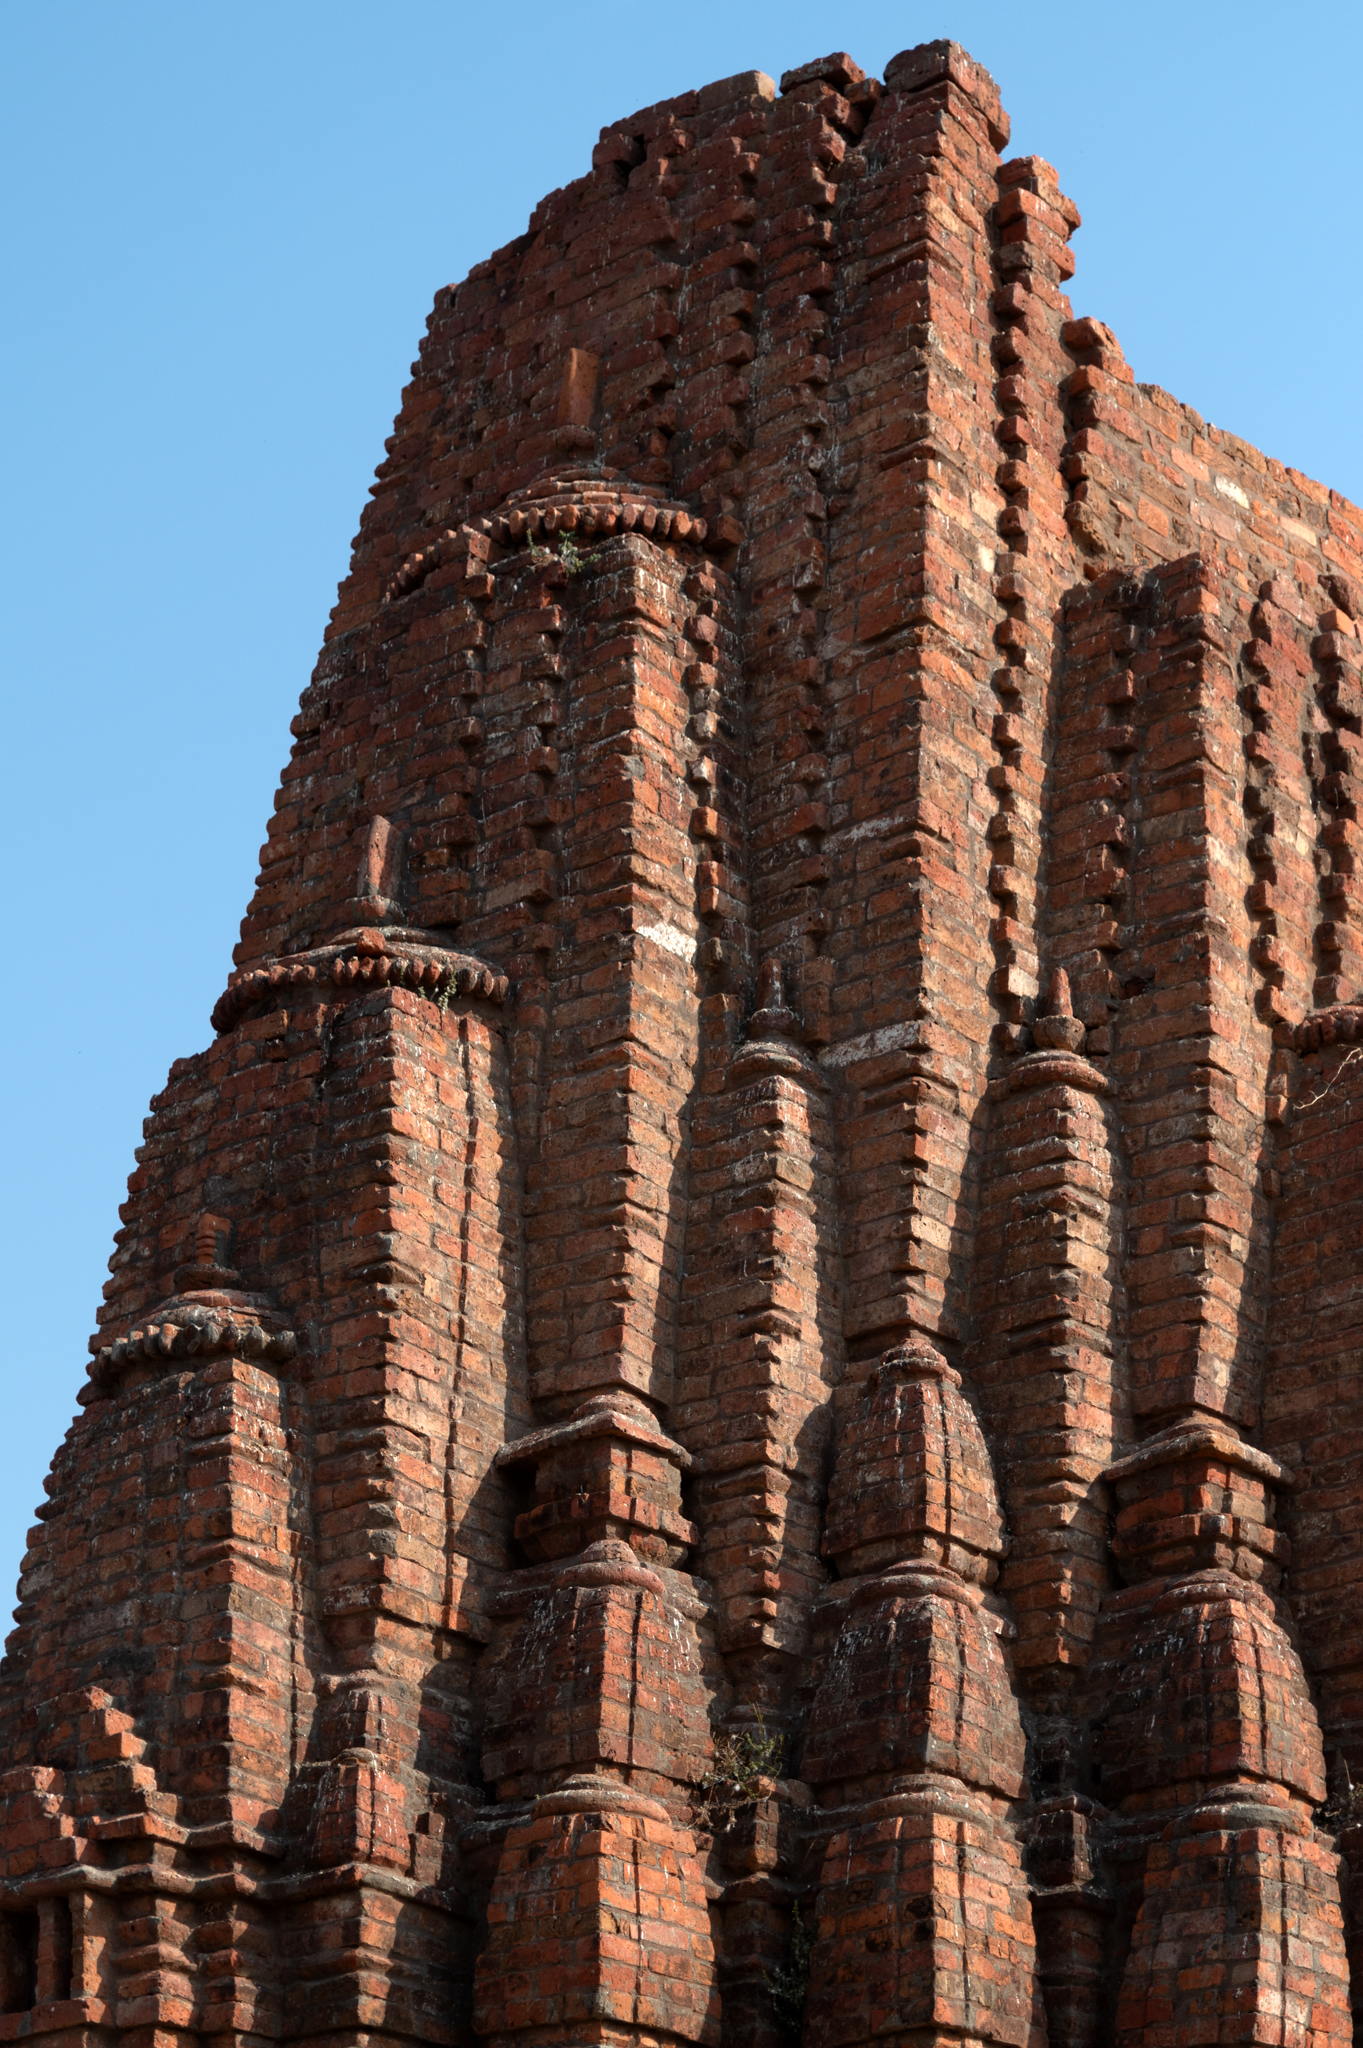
[4, 36, 1362, 2048]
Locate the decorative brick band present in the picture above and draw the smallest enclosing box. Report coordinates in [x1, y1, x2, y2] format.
[495, 1402, 694, 1475]
[1103, 1421, 1291, 1493]
[530, 1771, 674, 1822]
[1294, 1001, 1363, 1053]
[211, 928, 508, 1033]
[492, 482, 709, 552]
[86, 1302, 298, 1393]
[1002, 1046, 1109, 1098]
[383, 471, 715, 605]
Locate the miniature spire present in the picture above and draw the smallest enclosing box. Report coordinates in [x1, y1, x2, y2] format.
[1032, 965, 1087, 1052]
[746, 955, 801, 1041]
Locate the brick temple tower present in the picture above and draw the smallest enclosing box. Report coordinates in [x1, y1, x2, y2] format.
[5, 38, 1362, 2048]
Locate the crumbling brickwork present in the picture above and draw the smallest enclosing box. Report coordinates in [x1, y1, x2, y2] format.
[4, 38, 1361, 2048]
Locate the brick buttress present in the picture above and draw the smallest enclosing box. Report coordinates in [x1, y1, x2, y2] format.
[5, 36, 1362, 2048]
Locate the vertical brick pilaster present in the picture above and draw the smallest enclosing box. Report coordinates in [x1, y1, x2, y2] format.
[1070, 556, 1270, 1430]
[677, 1034, 841, 1679]
[817, 42, 1010, 1361]
[970, 1040, 1126, 1678]
[1265, 1026, 1363, 2014]
[512, 532, 700, 1419]
[801, 1341, 1041, 2047]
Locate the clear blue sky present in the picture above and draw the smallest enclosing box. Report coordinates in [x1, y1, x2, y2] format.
[4, 0, 1360, 1602]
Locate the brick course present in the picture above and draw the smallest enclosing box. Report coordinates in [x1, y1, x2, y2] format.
[4, 37, 1362, 2048]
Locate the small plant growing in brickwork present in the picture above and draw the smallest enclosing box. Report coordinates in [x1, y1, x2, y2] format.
[1320, 1757, 1363, 1829]
[767, 1901, 814, 2040]
[382, 958, 448, 1015]
[557, 532, 602, 576]
[697, 1711, 785, 1831]
[525, 532, 603, 576]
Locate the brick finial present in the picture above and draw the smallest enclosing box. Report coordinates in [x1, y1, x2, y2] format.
[1032, 965, 1087, 1050]
[171, 1206, 239, 1288]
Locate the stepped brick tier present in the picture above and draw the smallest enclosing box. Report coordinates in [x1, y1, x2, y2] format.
[7, 36, 1363, 2048]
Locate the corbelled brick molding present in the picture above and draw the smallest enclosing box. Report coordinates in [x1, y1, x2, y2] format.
[4, 38, 1361, 2048]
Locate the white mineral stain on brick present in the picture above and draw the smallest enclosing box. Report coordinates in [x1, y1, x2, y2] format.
[1214, 475, 1251, 510]
[821, 1021, 927, 1066]
[636, 921, 695, 962]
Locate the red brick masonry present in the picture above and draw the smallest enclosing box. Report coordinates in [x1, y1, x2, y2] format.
[4, 38, 1361, 2048]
